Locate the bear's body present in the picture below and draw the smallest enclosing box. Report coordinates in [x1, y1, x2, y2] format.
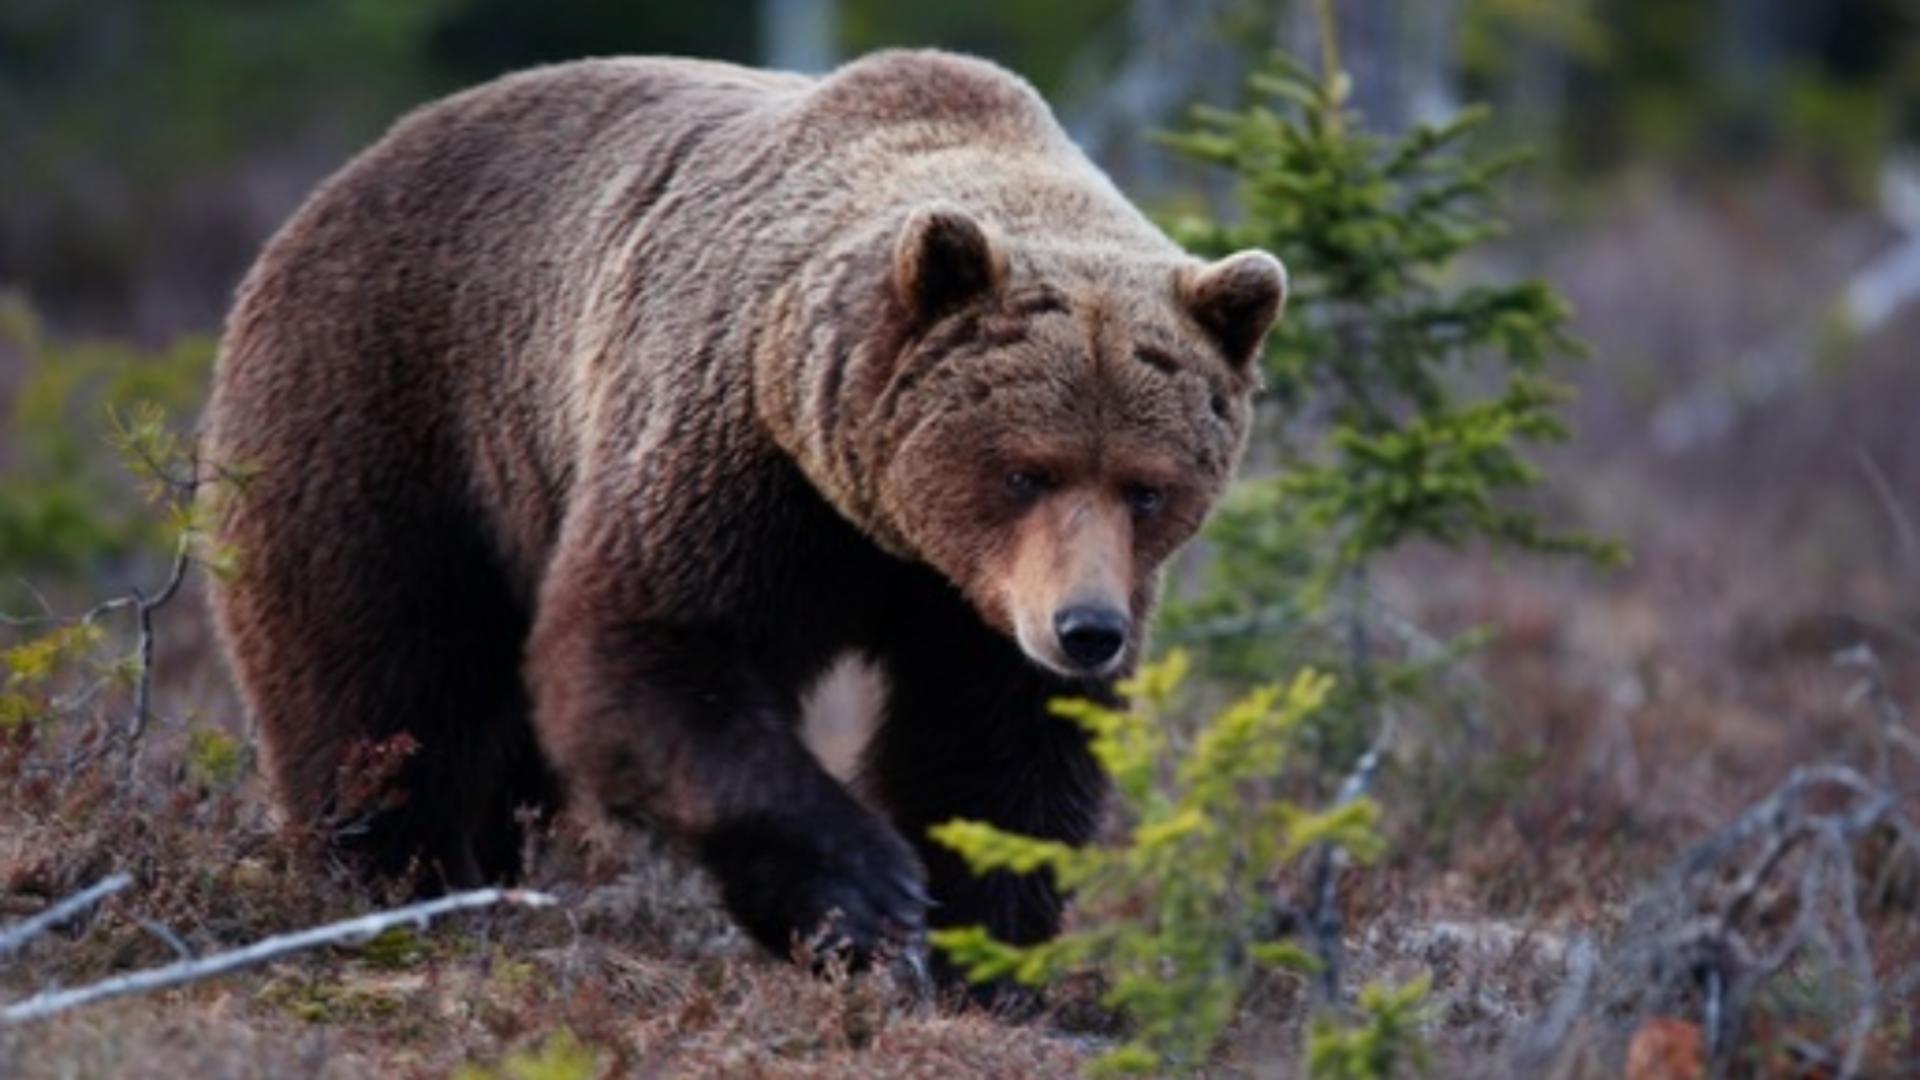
[205, 51, 1283, 964]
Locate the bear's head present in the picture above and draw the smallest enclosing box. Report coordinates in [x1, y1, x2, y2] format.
[859, 203, 1285, 679]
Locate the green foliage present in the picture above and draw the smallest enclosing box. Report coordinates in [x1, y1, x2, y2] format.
[0, 293, 215, 584]
[1, 334, 243, 779]
[2, 623, 104, 688]
[1305, 975, 1434, 1080]
[452, 1028, 603, 1080]
[0, 394, 241, 779]
[2, 1, 461, 188]
[933, 652, 1379, 1075]
[1156, 42, 1619, 746]
[186, 727, 246, 791]
[1460, 0, 1610, 80]
[356, 926, 430, 970]
[1162, 49, 1616, 578]
[267, 977, 407, 1025]
[0, 623, 106, 733]
[1526, 0, 1920, 186]
[1782, 70, 1901, 204]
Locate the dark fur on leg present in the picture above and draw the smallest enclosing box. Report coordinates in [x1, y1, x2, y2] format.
[864, 577, 1109, 1001]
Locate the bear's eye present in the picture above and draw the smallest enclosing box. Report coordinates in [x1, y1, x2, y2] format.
[1005, 470, 1052, 503]
[1124, 483, 1166, 517]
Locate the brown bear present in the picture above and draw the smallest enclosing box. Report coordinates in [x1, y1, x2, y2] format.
[202, 50, 1285, 968]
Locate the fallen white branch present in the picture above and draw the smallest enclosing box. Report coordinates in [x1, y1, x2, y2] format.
[1572, 763, 1919, 1076]
[1504, 935, 1597, 1074]
[1, 887, 558, 1024]
[0, 874, 133, 960]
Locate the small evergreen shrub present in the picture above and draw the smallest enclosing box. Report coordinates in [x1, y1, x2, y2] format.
[1305, 974, 1433, 1080]
[1157, 27, 1620, 752]
[933, 652, 1379, 1074]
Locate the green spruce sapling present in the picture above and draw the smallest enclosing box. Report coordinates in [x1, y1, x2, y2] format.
[933, 8, 1614, 1074]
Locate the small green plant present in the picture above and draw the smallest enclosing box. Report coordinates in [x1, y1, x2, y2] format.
[452, 1027, 603, 1080]
[185, 727, 246, 791]
[1305, 974, 1434, 1080]
[0, 370, 244, 774]
[0, 623, 106, 733]
[357, 926, 429, 970]
[933, 651, 1381, 1075]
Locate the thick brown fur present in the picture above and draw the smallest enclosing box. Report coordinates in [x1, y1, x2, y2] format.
[202, 51, 1284, 971]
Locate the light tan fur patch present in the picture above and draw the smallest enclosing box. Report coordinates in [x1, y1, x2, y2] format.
[799, 650, 888, 786]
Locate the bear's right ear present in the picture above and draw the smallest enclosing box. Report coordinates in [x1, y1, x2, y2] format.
[893, 204, 1003, 322]
[1180, 250, 1288, 371]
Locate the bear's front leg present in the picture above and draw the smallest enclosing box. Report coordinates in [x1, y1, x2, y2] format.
[865, 608, 1110, 987]
[528, 583, 927, 962]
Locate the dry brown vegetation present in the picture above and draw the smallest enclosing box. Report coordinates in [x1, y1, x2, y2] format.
[3, 181, 1918, 1078]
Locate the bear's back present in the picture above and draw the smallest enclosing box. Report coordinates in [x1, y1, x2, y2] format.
[209, 51, 1145, 586]
[796, 50, 1056, 139]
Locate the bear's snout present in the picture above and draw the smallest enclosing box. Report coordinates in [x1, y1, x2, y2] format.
[1053, 604, 1129, 671]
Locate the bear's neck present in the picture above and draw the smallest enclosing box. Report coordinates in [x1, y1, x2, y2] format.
[749, 223, 918, 561]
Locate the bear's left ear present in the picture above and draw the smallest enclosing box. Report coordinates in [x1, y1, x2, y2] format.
[893, 204, 1004, 322]
[1180, 250, 1288, 370]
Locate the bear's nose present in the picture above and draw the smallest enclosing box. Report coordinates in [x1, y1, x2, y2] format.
[1053, 606, 1129, 670]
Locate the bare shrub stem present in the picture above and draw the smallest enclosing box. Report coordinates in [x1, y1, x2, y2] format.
[0, 887, 558, 1024]
[0, 874, 133, 961]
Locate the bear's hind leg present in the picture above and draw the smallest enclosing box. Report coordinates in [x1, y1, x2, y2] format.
[214, 484, 552, 891]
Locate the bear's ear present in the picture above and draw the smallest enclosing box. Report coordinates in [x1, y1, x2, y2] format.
[893, 204, 1003, 321]
[1180, 250, 1288, 370]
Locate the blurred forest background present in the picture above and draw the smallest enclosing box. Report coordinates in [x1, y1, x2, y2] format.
[3, 1, 1920, 1076]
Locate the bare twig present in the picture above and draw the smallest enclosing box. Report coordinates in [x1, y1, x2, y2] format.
[1298, 564, 1401, 1007]
[0, 579, 57, 628]
[125, 534, 193, 753]
[1, 532, 199, 781]
[1835, 643, 1920, 781]
[1304, 704, 1398, 1006]
[1856, 447, 1918, 577]
[1820, 822, 1878, 1079]
[1580, 763, 1919, 1077]
[0, 888, 559, 1025]
[1311, 0, 1344, 129]
[133, 916, 193, 962]
[0, 567, 164, 631]
[0, 874, 133, 960]
[1505, 936, 1598, 1073]
[1343, 565, 1377, 704]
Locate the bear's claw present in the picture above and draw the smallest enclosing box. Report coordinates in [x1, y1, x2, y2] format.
[701, 797, 929, 968]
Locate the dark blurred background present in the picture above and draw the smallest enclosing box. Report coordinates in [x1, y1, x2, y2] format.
[3, 1, 1914, 339]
